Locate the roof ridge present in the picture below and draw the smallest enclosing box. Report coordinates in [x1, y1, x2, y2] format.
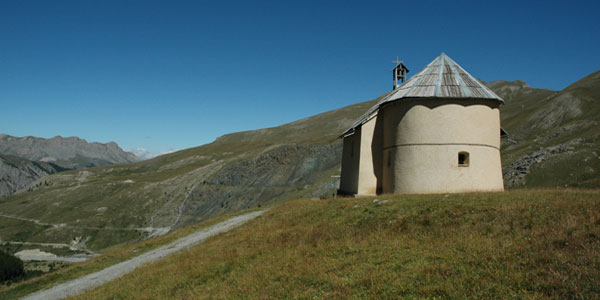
[434, 54, 444, 97]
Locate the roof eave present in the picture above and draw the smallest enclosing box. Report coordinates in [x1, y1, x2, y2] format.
[339, 95, 503, 138]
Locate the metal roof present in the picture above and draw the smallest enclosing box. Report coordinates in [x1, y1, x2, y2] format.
[341, 53, 504, 137]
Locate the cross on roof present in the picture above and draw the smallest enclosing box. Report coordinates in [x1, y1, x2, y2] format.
[392, 56, 403, 65]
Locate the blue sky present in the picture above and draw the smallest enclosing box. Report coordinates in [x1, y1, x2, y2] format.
[1, 0, 598, 158]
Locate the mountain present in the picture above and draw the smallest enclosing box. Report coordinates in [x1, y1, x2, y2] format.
[0, 134, 140, 169]
[0, 71, 598, 254]
[0, 134, 141, 197]
[0, 154, 69, 197]
[491, 71, 600, 188]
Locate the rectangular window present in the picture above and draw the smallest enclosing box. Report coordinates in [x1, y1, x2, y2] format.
[458, 152, 469, 167]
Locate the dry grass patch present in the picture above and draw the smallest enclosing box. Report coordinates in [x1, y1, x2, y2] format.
[72, 189, 600, 299]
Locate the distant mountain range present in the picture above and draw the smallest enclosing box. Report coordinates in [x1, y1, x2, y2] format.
[0, 134, 141, 196]
[0, 70, 597, 253]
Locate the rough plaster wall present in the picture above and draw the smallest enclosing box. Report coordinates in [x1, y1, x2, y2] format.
[387, 145, 504, 193]
[382, 99, 504, 194]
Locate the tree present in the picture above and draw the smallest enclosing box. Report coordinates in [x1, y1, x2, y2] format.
[0, 251, 24, 282]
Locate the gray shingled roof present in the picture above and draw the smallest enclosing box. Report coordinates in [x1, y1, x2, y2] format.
[341, 53, 503, 137]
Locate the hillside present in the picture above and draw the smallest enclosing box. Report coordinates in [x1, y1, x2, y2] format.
[0, 97, 380, 253]
[0, 71, 598, 254]
[77, 190, 600, 299]
[0, 134, 141, 197]
[493, 71, 600, 188]
[3, 190, 598, 299]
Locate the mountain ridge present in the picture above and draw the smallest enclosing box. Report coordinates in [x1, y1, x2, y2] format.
[0, 134, 141, 197]
[0, 134, 140, 167]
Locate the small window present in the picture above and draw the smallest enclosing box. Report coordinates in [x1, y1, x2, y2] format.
[458, 152, 469, 167]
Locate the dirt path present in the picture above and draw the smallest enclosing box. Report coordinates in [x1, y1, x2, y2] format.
[2, 241, 99, 256]
[0, 213, 57, 227]
[0, 213, 169, 235]
[21, 210, 265, 300]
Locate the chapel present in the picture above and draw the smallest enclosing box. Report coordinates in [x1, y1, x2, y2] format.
[338, 53, 505, 195]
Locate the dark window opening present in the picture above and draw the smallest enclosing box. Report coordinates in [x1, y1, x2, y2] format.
[458, 152, 469, 167]
[350, 142, 354, 157]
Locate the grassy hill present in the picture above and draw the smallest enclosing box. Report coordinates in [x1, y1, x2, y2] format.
[0, 71, 598, 255]
[3, 189, 598, 299]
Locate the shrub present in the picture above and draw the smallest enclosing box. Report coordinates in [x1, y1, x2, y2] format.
[0, 251, 24, 282]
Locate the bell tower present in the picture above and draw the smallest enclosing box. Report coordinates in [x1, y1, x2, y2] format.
[392, 57, 409, 90]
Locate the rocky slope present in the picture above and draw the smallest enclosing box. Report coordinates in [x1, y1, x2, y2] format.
[0, 134, 141, 197]
[0, 71, 598, 254]
[0, 154, 69, 197]
[491, 71, 600, 188]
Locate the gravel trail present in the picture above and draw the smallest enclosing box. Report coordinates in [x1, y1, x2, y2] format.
[21, 210, 265, 300]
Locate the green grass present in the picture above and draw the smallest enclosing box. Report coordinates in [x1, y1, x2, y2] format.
[0, 208, 260, 300]
[67, 189, 599, 300]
